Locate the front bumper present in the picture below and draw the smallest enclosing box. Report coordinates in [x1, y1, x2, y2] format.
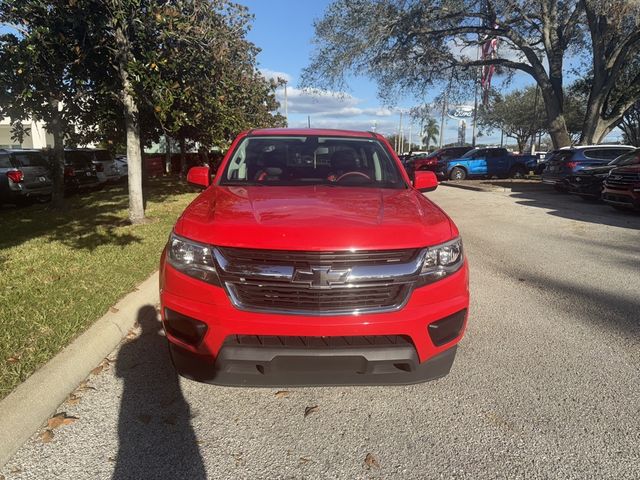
[169, 337, 458, 386]
[602, 185, 640, 210]
[160, 257, 469, 386]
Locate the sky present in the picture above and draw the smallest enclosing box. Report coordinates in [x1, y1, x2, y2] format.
[237, 0, 537, 148]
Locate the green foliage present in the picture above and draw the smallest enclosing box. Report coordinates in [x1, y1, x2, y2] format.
[76, 0, 285, 150]
[0, 179, 196, 399]
[303, 0, 640, 148]
[1, 0, 284, 151]
[478, 87, 547, 152]
[422, 118, 439, 150]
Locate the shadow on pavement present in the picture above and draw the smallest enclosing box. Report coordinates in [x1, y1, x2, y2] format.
[482, 180, 640, 230]
[112, 305, 206, 480]
[502, 266, 640, 340]
[0, 177, 195, 254]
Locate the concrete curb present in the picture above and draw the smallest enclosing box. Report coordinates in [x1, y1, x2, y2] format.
[0, 271, 160, 468]
[439, 181, 486, 192]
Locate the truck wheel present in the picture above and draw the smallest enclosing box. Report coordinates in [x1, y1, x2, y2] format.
[449, 167, 467, 181]
[509, 165, 528, 179]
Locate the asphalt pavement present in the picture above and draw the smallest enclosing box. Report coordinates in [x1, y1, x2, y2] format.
[2, 182, 639, 479]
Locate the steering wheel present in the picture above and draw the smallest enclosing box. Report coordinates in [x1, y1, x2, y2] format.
[336, 171, 372, 183]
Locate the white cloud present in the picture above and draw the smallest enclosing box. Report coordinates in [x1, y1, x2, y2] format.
[289, 117, 402, 136]
[276, 87, 361, 115]
[259, 68, 292, 83]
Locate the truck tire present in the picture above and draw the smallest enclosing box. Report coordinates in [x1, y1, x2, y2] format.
[449, 167, 467, 181]
[509, 165, 528, 179]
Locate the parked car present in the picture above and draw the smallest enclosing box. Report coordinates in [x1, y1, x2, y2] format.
[412, 146, 474, 173]
[534, 150, 557, 174]
[437, 147, 536, 180]
[601, 162, 640, 211]
[0, 149, 53, 205]
[63, 150, 101, 193]
[114, 155, 128, 179]
[566, 148, 640, 201]
[160, 128, 469, 386]
[541, 145, 636, 192]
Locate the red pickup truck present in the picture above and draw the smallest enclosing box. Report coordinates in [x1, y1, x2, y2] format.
[159, 128, 469, 386]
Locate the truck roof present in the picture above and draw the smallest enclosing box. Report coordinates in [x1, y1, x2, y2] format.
[248, 128, 376, 138]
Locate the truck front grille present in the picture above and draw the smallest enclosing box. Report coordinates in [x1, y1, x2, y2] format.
[228, 282, 409, 314]
[217, 246, 419, 267]
[605, 172, 640, 187]
[214, 247, 421, 315]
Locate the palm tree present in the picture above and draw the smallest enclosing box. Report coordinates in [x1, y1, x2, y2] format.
[422, 117, 439, 150]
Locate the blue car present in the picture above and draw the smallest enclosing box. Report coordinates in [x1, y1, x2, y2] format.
[541, 145, 635, 192]
[436, 147, 536, 180]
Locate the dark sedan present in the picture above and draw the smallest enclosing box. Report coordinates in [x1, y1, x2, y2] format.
[566, 149, 640, 200]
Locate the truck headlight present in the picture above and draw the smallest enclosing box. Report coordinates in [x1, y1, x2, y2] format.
[166, 233, 220, 285]
[418, 237, 464, 285]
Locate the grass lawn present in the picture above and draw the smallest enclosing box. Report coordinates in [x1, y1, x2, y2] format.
[0, 177, 197, 399]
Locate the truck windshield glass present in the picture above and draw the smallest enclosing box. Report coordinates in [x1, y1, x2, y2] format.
[221, 136, 405, 188]
[610, 150, 640, 166]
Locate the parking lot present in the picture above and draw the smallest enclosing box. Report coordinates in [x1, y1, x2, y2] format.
[2, 182, 639, 480]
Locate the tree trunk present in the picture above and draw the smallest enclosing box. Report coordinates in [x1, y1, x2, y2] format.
[538, 81, 572, 149]
[165, 134, 172, 174]
[179, 137, 187, 177]
[122, 74, 145, 224]
[49, 105, 65, 209]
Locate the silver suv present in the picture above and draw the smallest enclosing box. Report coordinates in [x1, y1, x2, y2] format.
[0, 149, 53, 205]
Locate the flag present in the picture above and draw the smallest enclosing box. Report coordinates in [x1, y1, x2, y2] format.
[480, 25, 499, 106]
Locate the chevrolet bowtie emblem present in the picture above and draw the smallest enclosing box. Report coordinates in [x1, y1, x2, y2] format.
[292, 266, 351, 289]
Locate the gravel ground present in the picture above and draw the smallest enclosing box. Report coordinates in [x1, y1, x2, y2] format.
[2, 184, 639, 480]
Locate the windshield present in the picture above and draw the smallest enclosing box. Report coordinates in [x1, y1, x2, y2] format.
[609, 150, 640, 166]
[460, 149, 480, 159]
[94, 150, 113, 162]
[220, 136, 405, 188]
[65, 151, 93, 167]
[13, 152, 49, 167]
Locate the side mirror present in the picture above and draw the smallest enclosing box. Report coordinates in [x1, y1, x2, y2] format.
[187, 166, 210, 188]
[414, 170, 438, 192]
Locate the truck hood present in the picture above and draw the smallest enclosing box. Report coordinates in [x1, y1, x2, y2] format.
[175, 185, 455, 250]
[579, 165, 614, 175]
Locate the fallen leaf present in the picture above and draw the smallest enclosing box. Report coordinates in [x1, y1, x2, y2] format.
[90, 358, 113, 375]
[108, 456, 116, 463]
[76, 380, 96, 392]
[9, 467, 22, 473]
[40, 430, 54, 443]
[66, 394, 80, 406]
[298, 457, 312, 464]
[304, 405, 318, 418]
[7, 355, 20, 364]
[364, 453, 380, 470]
[109, 307, 120, 313]
[274, 390, 289, 399]
[47, 413, 78, 429]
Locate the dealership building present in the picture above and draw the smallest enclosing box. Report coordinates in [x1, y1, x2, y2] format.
[0, 117, 53, 149]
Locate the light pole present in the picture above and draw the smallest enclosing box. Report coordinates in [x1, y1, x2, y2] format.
[283, 80, 288, 124]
